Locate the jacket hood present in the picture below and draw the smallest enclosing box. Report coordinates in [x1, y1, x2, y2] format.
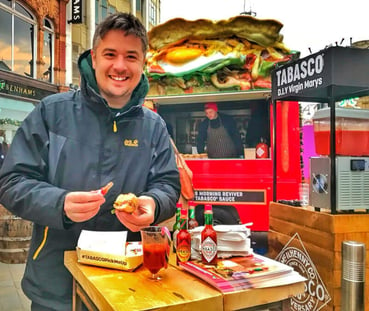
[78, 49, 150, 110]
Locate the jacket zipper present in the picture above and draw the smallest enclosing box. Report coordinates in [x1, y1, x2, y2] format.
[32, 226, 49, 260]
[113, 120, 117, 132]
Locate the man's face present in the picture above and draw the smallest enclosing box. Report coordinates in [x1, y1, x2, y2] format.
[91, 29, 145, 108]
[205, 108, 218, 120]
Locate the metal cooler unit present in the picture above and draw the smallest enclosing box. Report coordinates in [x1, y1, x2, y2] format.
[310, 156, 369, 211]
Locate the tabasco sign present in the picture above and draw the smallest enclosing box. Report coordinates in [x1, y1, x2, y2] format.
[271, 46, 369, 103]
[275, 233, 331, 311]
[272, 52, 324, 99]
[194, 189, 265, 204]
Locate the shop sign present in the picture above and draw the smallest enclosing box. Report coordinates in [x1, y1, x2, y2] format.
[194, 189, 265, 204]
[71, 0, 83, 24]
[0, 79, 54, 101]
[275, 233, 331, 311]
[272, 51, 325, 98]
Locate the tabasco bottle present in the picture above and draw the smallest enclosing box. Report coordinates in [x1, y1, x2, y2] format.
[172, 203, 182, 252]
[188, 201, 199, 230]
[176, 208, 191, 264]
[256, 137, 269, 159]
[201, 204, 217, 265]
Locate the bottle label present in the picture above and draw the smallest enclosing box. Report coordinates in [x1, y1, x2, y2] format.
[256, 143, 268, 158]
[177, 241, 191, 262]
[201, 236, 217, 262]
[256, 146, 265, 158]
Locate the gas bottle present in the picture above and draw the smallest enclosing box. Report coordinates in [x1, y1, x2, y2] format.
[256, 137, 268, 159]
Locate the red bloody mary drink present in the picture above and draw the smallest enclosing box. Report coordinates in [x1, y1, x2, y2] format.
[140, 226, 171, 280]
[143, 242, 167, 274]
[314, 130, 369, 156]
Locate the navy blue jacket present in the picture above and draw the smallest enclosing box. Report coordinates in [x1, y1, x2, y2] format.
[0, 50, 180, 310]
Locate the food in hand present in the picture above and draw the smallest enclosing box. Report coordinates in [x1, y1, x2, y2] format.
[113, 193, 139, 213]
[99, 182, 114, 195]
[92, 182, 114, 195]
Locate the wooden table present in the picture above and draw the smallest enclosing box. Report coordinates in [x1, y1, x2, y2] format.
[64, 251, 304, 311]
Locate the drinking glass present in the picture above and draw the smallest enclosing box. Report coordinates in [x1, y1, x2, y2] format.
[140, 226, 171, 280]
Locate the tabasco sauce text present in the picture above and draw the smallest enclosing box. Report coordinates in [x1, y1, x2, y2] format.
[194, 189, 265, 204]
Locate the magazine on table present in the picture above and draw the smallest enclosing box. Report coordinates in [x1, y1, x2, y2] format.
[179, 253, 306, 293]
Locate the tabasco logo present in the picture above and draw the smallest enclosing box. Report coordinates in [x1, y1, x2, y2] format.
[177, 241, 191, 262]
[201, 237, 217, 262]
[275, 233, 331, 311]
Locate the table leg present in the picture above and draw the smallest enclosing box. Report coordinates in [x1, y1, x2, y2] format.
[72, 278, 83, 311]
[281, 298, 291, 311]
[75, 282, 99, 311]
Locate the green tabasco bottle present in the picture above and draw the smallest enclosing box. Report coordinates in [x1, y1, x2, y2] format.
[187, 201, 199, 230]
[176, 207, 191, 264]
[172, 202, 182, 252]
[201, 204, 217, 265]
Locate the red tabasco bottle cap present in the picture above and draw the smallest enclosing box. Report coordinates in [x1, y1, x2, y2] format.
[188, 200, 195, 206]
[204, 204, 212, 212]
[180, 208, 188, 218]
[176, 202, 182, 208]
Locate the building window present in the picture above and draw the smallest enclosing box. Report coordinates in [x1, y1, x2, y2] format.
[101, 0, 107, 20]
[0, 0, 11, 7]
[136, 0, 141, 11]
[149, 1, 157, 25]
[42, 18, 54, 83]
[95, 0, 115, 25]
[0, 98, 35, 145]
[72, 43, 80, 87]
[0, 0, 36, 78]
[108, 5, 116, 15]
[95, 0, 99, 26]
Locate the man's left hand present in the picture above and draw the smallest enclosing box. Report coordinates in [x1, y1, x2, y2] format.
[115, 195, 156, 231]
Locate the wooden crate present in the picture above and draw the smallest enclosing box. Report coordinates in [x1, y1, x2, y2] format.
[268, 202, 369, 311]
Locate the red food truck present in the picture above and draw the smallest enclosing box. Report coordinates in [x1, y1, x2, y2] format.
[145, 15, 303, 252]
[148, 91, 302, 240]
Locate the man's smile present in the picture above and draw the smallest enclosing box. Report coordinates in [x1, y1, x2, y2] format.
[110, 75, 128, 81]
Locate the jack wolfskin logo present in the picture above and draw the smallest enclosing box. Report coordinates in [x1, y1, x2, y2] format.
[124, 139, 138, 147]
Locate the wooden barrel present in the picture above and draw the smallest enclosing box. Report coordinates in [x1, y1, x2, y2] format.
[0, 204, 33, 264]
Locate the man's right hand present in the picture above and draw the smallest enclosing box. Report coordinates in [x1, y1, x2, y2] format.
[64, 192, 106, 222]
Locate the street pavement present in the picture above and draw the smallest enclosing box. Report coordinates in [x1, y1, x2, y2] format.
[0, 261, 30, 311]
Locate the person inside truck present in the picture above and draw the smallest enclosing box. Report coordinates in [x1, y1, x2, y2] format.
[196, 102, 244, 158]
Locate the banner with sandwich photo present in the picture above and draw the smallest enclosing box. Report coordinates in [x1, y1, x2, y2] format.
[145, 15, 298, 96]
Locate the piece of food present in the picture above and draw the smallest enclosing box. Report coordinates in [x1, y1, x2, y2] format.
[113, 193, 139, 213]
[145, 15, 297, 96]
[99, 182, 114, 196]
[92, 182, 114, 196]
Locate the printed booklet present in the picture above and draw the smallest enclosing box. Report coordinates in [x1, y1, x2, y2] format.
[179, 254, 306, 292]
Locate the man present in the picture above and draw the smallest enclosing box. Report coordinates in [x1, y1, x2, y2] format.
[0, 13, 180, 311]
[196, 102, 244, 158]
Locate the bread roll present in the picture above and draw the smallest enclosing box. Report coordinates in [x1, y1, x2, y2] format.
[113, 193, 139, 213]
[148, 15, 286, 51]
